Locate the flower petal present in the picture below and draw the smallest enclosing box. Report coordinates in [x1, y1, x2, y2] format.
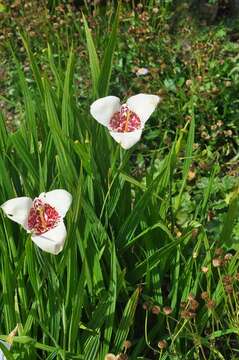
[109, 129, 142, 150]
[1, 197, 32, 229]
[90, 96, 121, 127]
[38, 189, 72, 218]
[126, 94, 160, 126]
[0, 340, 11, 360]
[31, 222, 67, 255]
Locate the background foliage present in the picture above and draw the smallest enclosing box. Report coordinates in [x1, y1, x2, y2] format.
[0, 1, 239, 359]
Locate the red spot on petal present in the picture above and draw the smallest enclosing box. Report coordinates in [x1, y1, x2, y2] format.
[28, 199, 60, 235]
[109, 104, 141, 132]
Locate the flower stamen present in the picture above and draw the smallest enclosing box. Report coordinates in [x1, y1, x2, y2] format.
[28, 199, 60, 235]
[109, 104, 141, 133]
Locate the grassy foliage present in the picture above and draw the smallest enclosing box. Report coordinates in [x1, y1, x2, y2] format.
[0, 1, 239, 359]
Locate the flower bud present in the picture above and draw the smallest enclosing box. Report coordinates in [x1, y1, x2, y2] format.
[225, 285, 233, 295]
[163, 306, 172, 315]
[180, 310, 191, 319]
[189, 299, 199, 311]
[201, 266, 209, 273]
[201, 291, 209, 300]
[157, 340, 167, 349]
[151, 305, 161, 315]
[224, 253, 233, 262]
[123, 340, 132, 350]
[186, 79, 192, 87]
[222, 275, 233, 285]
[206, 299, 216, 309]
[212, 258, 222, 267]
[105, 354, 116, 360]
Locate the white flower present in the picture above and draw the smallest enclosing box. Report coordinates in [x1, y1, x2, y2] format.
[1, 190, 72, 255]
[90, 93, 160, 149]
[136, 67, 149, 76]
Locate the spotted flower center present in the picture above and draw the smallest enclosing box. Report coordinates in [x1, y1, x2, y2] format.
[109, 104, 141, 133]
[27, 199, 60, 235]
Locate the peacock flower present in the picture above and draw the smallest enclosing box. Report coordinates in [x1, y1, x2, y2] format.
[1, 190, 72, 255]
[90, 93, 160, 149]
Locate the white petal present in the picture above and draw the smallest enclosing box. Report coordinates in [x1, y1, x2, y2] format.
[31, 222, 67, 255]
[38, 189, 72, 218]
[1, 197, 32, 229]
[127, 94, 160, 126]
[90, 96, 121, 127]
[109, 129, 142, 150]
[0, 341, 11, 360]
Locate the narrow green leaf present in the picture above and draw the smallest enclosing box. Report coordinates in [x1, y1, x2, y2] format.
[114, 287, 140, 353]
[82, 14, 100, 97]
[98, 3, 121, 97]
[220, 185, 239, 246]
